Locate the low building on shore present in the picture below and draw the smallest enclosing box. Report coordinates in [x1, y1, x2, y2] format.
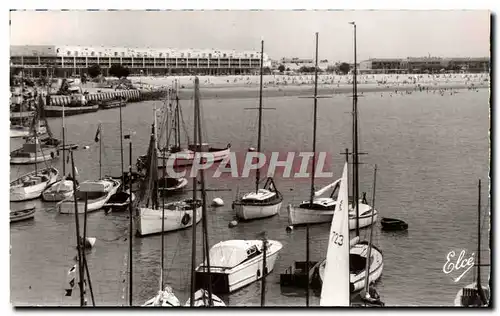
[10, 45, 270, 77]
[359, 56, 489, 74]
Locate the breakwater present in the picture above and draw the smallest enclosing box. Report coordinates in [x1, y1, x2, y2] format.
[44, 88, 168, 117]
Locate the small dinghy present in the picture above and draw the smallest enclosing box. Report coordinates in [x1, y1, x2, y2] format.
[104, 189, 136, 211]
[142, 286, 181, 307]
[380, 217, 408, 231]
[42, 178, 76, 202]
[10, 167, 59, 201]
[10, 207, 36, 223]
[184, 289, 226, 307]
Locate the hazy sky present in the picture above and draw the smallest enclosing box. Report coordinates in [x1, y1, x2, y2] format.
[10, 10, 490, 61]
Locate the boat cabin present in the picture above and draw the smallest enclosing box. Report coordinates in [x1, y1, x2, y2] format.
[241, 189, 277, 204]
[75, 181, 111, 199]
[299, 197, 336, 210]
[204, 241, 263, 269]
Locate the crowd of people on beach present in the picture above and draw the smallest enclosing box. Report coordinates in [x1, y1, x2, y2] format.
[127, 73, 490, 92]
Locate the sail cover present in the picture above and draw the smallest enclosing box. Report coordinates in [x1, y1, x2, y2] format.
[320, 162, 350, 306]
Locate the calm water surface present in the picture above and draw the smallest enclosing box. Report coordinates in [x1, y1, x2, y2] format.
[10, 89, 490, 306]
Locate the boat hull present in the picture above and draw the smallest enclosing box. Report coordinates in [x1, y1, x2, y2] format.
[10, 168, 58, 201]
[10, 126, 47, 138]
[57, 180, 120, 214]
[42, 180, 75, 202]
[10, 148, 59, 165]
[184, 289, 226, 306]
[287, 203, 378, 230]
[195, 241, 282, 294]
[454, 283, 490, 306]
[159, 147, 231, 167]
[316, 242, 384, 292]
[10, 208, 36, 222]
[234, 200, 282, 220]
[44, 105, 99, 117]
[136, 206, 202, 236]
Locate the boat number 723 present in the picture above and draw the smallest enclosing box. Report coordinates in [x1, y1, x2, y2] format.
[331, 231, 344, 246]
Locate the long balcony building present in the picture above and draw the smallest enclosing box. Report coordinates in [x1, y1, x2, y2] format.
[10, 45, 271, 77]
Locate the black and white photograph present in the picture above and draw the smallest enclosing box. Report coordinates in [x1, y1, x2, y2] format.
[6, 6, 492, 308]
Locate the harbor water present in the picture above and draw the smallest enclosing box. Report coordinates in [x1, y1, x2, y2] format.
[10, 88, 490, 306]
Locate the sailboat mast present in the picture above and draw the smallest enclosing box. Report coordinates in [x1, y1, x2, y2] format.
[62, 89, 66, 176]
[190, 79, 199, 307]
[119, 98, 124, 188]
[310, 32, 319, 205]
[99, 124, 102, 179]
[261, 236, 267, 306]
[196, 77, 214, 306]
[477, 179, 486, 304]
[34, 127, 38, 175]
[70, 151, 85, 306]
[350, 21, 360, 237]
[306, 32, 319, 308]
[128, 141, 133, 306]
[256, 40, 264, 193]
[363, 165, 377, 299]
[160, 150, 165, 292]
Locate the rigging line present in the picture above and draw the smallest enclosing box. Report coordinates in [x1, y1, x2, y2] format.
[178, 99, 191, 145]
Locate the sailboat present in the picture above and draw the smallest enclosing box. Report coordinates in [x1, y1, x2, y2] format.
[135, 107, 202, 237]
[319, 162, 384, 306]
[10, 74, 47, 138]
[57, 124, 121, 214]
[232, 40, 283, 221]
[11, 95, 60, 165]
[137, 81, 230, 168]
[287, 26, 378, 230]
[10, 104, 59, 201]
[42, 93, 75, 202]
[453, 179, 490, 307]
[315, 23, 384, 295]
[142, 145, 181, 307]
[105, 96, 136, 210]
[184, 78, 226, 306]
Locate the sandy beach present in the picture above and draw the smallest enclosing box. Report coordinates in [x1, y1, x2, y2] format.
[123, 73, 489, 100]
[73, 73, 490, 100]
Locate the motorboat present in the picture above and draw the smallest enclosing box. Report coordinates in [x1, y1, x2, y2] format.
[194, 239, 283, 294]
[57, 178, 121, 214]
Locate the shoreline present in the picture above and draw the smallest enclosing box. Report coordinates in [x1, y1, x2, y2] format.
[175, 82, 488, 100]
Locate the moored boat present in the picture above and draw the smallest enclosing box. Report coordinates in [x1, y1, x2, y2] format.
[158, 144, 231, 167]
[233, 179, 283, 220]
[57, 178, 121, 214]
[380, 217, 408, 231]
[137, 200, 202, 236]
[10, 207, 36, 222]
[453, 180, 490, 307]
[10, 167, 59, 201]
[10, 125, 47, 138]
[314, 240, 384, 292]
[104, 189, 136, 211]
[44, 104, 99, 117]
[99, 96, 127, 110]
[142, 286, 181, 307]
[194, 239, 283, 294]
[184, 289, 225, 307]
[10, 140, 59, 164]
[42, 178, 76, 202]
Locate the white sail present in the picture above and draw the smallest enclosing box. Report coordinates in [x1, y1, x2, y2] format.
[320, 162, 350, 306]
[314, 178, 341, 197]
